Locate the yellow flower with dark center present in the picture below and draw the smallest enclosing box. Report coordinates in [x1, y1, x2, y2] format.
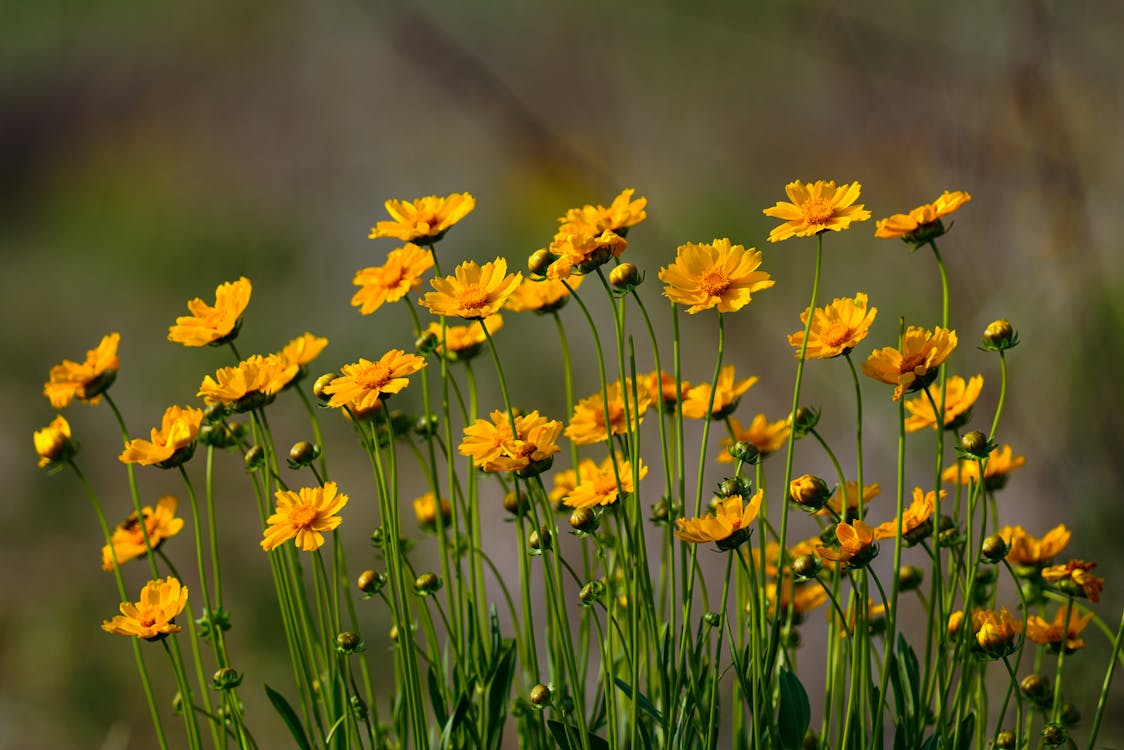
[818, 481, 880, 519]
[34, 415, 75, 469]
[198, 354, 297, 412]
[324, 350, 427, 413]
[424, 314, 503, 361]
[261, 482, 348, 552]
[763, 180, 871, 243]
[101, 577, 188, 641]
[369, 193, 476, 244]
[681, 365, 757, 420]
[563, 454, 649, 509]
[504, 276, 581, 313]
[718, 414, 790, 463]
[557, 188, 647, 237]
[788, 293, 877, 359]
[351, 243, 434, 315]
[119, 405, 204, 468]
[1042, 560, 1103, 603]
[167, 277, 252, 348]
[872, 487, 945, 543]
[564, 380, 650, 445]
[544, 230, 628, 280]
[43, 333, 120, 408]
[941, 444, 1026, 491]
[970, 608, 1021, 659]
[874, 191, 971, 242]
[997, 524, 1070, 567]
[413, 492, 452, 530]
[903, 374, 983, 432]
[658, 238, 774, 314]
[101, 496, 185, 571]
[419, 257, 523, 319]
[675, 490, 763, 551]
[861, 326, 958, 401]
[1026, 607, 1094, 653]
[459, 409, 562, 475]
[817, 520, 878, 568]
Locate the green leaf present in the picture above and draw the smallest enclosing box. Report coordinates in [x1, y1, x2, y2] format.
[323, 714, 348, 746]
[777, 667, 811, 750]
[919, 734, 941, 750]
[954, 712, 974, 750]
[427, 663, 449, 728]
[440, 694, 472, 749]
[546, 720, 611, 750]
[613, 678, 663, 724]
[264, 684, 312, 750]
[485, 640, 517, 745]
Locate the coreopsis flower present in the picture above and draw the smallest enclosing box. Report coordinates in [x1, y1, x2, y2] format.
[817, 520, 878, 568]
[261, 482, 348, 552]
[368, 193, 476, 244]
[968, 608, 1022, 660]
[818, 481, 881, 519]
[1026, 607, 1094, 653]
[119, 405, 204, 468]
[642, 370, 687, 413]
[459, 409, 562, 476]
[419, 257, 522, 319]
[557, 188, 647, 237]
[681, 365, 757, 420]
[543, 230, 628, 279]
[423, 314, 503, 362]
[565, 380, 650, 445]
[1042, 560, 1103, 603]
[862, 326, 958, 401]
[872, 487, 945, 543]
[43, 333, 120, 408]
[836, 602, 888, 638]
[941, 444, 1026, 491]
[675, 489, 763, 551]
[658, 238, 774, 314]
[34, 415, 75, 468]
[788, 293, 877, 359]
[548, 468, 579, 510]
[351, 243, 435, 315]
[276, 333, 329, 388]
[413, 492, 452, 531]
[101, 577, 188, 641]
[763, 180, 871, 243]
[903, 374, 983, 432]
[101, 496, 184, 570]
[324, 350, 427, 412]
[998, 524, 1071, 568]
[167, 277, 252, 348]
[766, 577, 829, 619]
[563, 453, 649, 509]
[874, 190, 971, 244]
[198, 354, 297, 412]
[504, 275, 581, 314]
[718, 414, 790, 463]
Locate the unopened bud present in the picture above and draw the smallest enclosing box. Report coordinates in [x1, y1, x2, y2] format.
[414, 573, 442, 595]
[357, 569, 385, 595]
[609, 263, 641, 291]
[528, 249, 554, 277]
[335, 632, 363, 654]
[528, 529, 552, 552]
[211, 667, 243, 691]
[898, 565, 924, 592]
[243, 445, 264, 470]
[288, 441, 319, 467]
[789, 474, 831, 511]
[792, 554, 821, 580]
[313, 373, 336, 401]
[960, 431, 991, 459]
[529, 683, 552, 708]
[982, 319, 1018, 351]
[981, 534, 1008, 563]
[1041, 722, 1066, 746]
[569, 507, 598, 533]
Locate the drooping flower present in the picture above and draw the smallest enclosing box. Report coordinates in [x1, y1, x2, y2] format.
[659, 239, 774, 314]
[198, 354, 297, 412]
[941, 444, 1026, 491]
[413, 492, 452, 531]
[903, 374, 983, 432]
[557, 188, 647, 237]
[34, 415, 75, 469]
[675, 490, 763, 551]
[419, 257, 522, 319]
[101, 496, 184, 571]
[324, 350, 427, 413]
[119, 405, 204, 468]
[862, 326, 958, 401]
[874, 190, 971, 243]
[788, 293, 877, 359]
[968, 608, 1022, 659]
[563, 453, 649, 509]
[817, 520, 878, 568]
[1025, 606, 1094, 653]
[565, 380, 650, 445]
[543, 230, 628, 280]
[997, 524, 1071, 568]
[818, 481, 881, 519]
[167, 277, 252, 348]
[504, 275, 581, 313]
[351, 243, 435, 315]
[763, 180, 871, 243]
[368, 193, 476, 244]
[681, 365, 757, 420]
[1041, 560, 1103, 603]
[43, 333, 120, 408]
[101, 577, 188, 641]
[872, 487, 945, 543]
[718, 414, 790, 463]
[261, 482, 349, 552]
[459, 409, 562, 475]
[423, 314, 503, 362]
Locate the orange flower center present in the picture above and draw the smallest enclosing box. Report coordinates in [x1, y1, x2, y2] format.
[820, 322, 852, 348]
[899, 353, 926, 375]
[138, 610, 159, 628]
[698, 270, 731, 297]
[381, 264, 405, 288]
[801, 198, 835, 225]
[290, 505, 319, 529]
[358, 363, 392, 389]
[457, 287, 491, 311]
[508, 441, 537, 459]
[593, 476, 618, 498]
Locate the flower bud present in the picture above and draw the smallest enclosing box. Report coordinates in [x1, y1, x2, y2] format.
[727, 440, 761, 465]
[335, 631, 364, 654]
[1020, 674, 1052, 704]
[789, 407, 820, 438]
[569, 507, 598, 533]
[1041, 722, 1066, 747]
[288, 441, 319, 467]
[579, 580, 603, 606]
[414, 573, 442, 595]
[33, 415, 77, 469]
[982, 319, 1019, 351]
[172, 692, 184, 714]
[703, 611, 721, 628]
[959, 430, 991, 459]
[717, 475, 753, 499]
[243, 445, 264, 470]
[947, 611, 964, 637]
[1060, 703, 1080, 727]
[528, 249, 554, 278]
[503, 490, 529, 516]
[198, 421, 239, 449]
[995, 730, 1016, 749]
[789, 474, 831, 512]
[981, 534, 1008, 563]
[898, 565, 924, 592]
[529, 683, 552, 708]
[528, 529, 552, 552]
[792, 554, 822, 581]
[415, 331, 439, 356]
[357, 569, 385, 595]
[211, 667, 243, 691]
[649, 500, 669, 524]
[313, 373, 336, 401]
[609, 263, 641, 291]
[414, 414, 439, 438]
[388, 625, 399, 642]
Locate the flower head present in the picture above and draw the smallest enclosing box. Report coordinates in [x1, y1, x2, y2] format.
[101, 496, 184, 570]
[273, 332, 329, 390]
[763, 180, 871, 243]
[101, 577, 188, 641]
[969, 608, 1021, 660]
[119, 405, 204, 468]
[168, 277, 252, 348]
[543, 230, 628, 280]
[1026, 607, 1094, 653]
[766, 577, 829, 619]
[872, 487, 945, 544]
[675, 490, 763, 551]
[419, 257, 522, 319]
[874, 191, 971, 243]
[681, 365, 757, 420]
[261, 482, 348, 552]
[43, 333, 120, 408]
[34, 415, 75, 468]
[563, 453, 648, 509]
[818, 481, 880, 519]
[941, 444, 1026, 491]
[198, 354, 297, 412]
[1042, 560, 1103, 603]
[459, 409, 562, 475]
[862, 326, 958, 400]
[903, 374, 983, 432]
[424, 314, 503, 362]
[369, 193, 476, 244]
[817, 520, 878, 568]
[504, 276, 581, 314]
[565, 380, 650, 445]
[789, 293, 877, 359]
[351, 243, 435, 315]
[718, 414, 790, 463]
[324, 350, 427, 413]
[998, 524, 1070, 568]
[659, 239, 774, 314]
[557, 188, 647, 237]
[413, 492, 452, 531]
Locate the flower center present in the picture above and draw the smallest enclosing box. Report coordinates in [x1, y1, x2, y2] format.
[801, 198, 835, 225]
[290, 505, 319, 529]
[698, 270, 731, 297]
[820, 322, 852, 348]
[358, 363, 392, 389]
[457, 287, 491, 311]
[899, 353, 926, 375]
[138, 610, 159, 628]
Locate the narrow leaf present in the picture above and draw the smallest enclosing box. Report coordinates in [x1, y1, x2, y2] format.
[613, 677, 663, 723]
[264, 684, 312, 750]
[777, 667, 811, 750]
[546, 720, 611, 750]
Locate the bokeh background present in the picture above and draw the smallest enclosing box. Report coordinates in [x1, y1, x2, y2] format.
[5, 0, 1124, 747]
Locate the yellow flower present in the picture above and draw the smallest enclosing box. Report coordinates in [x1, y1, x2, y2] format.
[563, 454, 649, 509]
[658, 239, 774, 314]
[34, 415, 75, 469]
[941, 444, 1026, 491]
[872, 487, 945, 543]
[119, 405, 204, 468]
[368, 193, 476, 244]
[351, 243, 434, 315]
[970, 608, 1021, 659]
[167, 277, 252, 348]
[101, 496, 184, 571]
[861, 326, 958, 401]
[835, 601, 888, 638]
[413, 492, 452, 531]
[903, 374, 983, 432]
[504, 276, 581, 313]
[544, 230, 628, 280]
[997, 524, 1070, 567]
[763, 180, 871, 243]
[424, 314, 503, 361]
[817, 520, 878, 568]
[198, 354, 297, 411]
[818, 481, 880, 519]
[789, 293, 877, 359]
[459, 409, 562, 475]
[261, 482, 348, 552]
[675, 490, 763, 551]
[874, 190, 971, 242]
[642, 370, 688, 413]
[766, 577, 829, 618]
[43, 333, 120, 408]
[419, 257, 523, 319]
[557, 188, 647, 237]
[324, 350, 427, 413]
[718, 414, 790, 463]
[101, 577, 188, 641]
[1041, 560, 1103, 603]
[548, 467, 579, 510]
[681, 365, 757, 420]
[564, 380, 650, 445]
[1026, 607, 1094, 653]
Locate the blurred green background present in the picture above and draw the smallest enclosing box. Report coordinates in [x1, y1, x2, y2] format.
[6, 0, 1124, 747]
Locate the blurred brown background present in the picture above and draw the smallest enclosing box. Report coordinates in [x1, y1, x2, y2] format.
[5, 0, 1124, 747]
